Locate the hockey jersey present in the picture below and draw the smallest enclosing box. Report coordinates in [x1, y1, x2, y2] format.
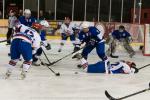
[110, 61, 134, 74]
[59, 22, 74, 35]
[78, 27, 104, 44]
[112, 30, 131, 40]
[19, 16, 36, 27]
[87, 61, 135, 74]
[13, 24, 41, 49]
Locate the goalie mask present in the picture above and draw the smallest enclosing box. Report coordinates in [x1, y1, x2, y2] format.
[119, 25, 125, 32]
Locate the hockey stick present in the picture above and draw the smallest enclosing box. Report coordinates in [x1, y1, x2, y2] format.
[105, 83, 150, 100]
[132, 64, 150, 73]
[0, 39, 7, 43]
[41, 48, 60, 76]
[110, 42, 118, 58]
[49, 47, 84, 66]
[138, 64, 150, 70]
[42, 48, 52, 64]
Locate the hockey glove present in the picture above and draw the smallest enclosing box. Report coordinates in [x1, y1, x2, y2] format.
[45, 43, 51, 50]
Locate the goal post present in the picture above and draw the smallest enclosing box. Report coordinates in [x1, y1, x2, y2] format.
[144, 24, 150, 56]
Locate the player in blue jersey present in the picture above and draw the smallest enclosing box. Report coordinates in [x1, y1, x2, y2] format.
[18, 9, 36, 27]
[72, 24, 81, 53]
[5, 20, 41, 79]
[107, 25, 135, 58]
[79, 58, 138, 74]
[79, 22, 106, 60]
[76, 21, 109, 73]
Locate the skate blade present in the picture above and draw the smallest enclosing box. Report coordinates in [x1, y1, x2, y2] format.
[4, 75, 10, 79]
[19, 75, 26, 80]
[4, 73, 11, 79]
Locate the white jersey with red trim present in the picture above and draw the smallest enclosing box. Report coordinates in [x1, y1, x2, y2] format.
[59, 22, 74, 35]
[110, 61, 134, 74]
[13, 24, 41, 49]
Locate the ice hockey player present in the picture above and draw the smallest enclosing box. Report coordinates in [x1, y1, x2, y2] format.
[32, 20, 51, 66]
[72, 22, 105, 59]
[39, 20, 51, 50]
[72, 24, 81, 53]
[6, 10, 17, 45]
[79, 58, 139, 74]
[77, 21, 109, 73]
[19, 9, 36, 27]
[107, 25, 135, 58]
[5, 20, 41, 79]
[58, 17, 76, 52]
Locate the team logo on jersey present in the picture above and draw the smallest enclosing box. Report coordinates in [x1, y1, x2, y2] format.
[96, 29, 100, 33]
[123, 33, 126, 36]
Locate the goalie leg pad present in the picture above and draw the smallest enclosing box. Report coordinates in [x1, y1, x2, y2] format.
[122, 41, 135, 56]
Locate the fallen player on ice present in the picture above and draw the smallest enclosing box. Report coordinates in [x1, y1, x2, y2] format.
[79, 59, 139, 74]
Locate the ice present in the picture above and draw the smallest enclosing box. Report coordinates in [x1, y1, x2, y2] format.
[0, 39, 150, 100]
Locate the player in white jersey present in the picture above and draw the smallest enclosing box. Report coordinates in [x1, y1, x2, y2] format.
[58, 17, 76, 52]
[32, 20, 51, 66]
[5, 20, 41, 79]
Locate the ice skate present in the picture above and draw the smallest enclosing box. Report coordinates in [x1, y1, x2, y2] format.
[5, 70, 11, 79]
[72, 53, 82, 59]
[20, 70, 27, 80]
[32, 60, 41, 66]
[129, 52, 135, 58]
[77, 64, 82, 68]
[110, 54, 119, 58]
[58, 48, 62, 52]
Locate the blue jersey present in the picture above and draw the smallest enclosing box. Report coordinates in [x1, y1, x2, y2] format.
[78, 27, 104, 44]
[112, 30, 131, 40]
[110, 62, 125, 73]
[19, 16, 36, 27]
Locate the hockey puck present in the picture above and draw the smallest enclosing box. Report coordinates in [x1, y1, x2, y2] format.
[74, 72, 78, 74]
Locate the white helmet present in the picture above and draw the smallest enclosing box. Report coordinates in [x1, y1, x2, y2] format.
[40, 20, 49, 27]
[24, 9, 31, 14]
[74, 24, 80, 30]
[81, 21, 90, 29]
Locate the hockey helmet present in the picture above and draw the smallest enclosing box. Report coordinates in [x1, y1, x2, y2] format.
[24, 9, 31, 18]
[81, 21, 90, 29]
[119, 25, 125, 30]
[32, 22, 42, 30]
[40, 20, 49, 28]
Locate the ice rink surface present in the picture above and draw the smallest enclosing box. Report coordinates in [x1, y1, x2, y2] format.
[0, 39, 150, 100]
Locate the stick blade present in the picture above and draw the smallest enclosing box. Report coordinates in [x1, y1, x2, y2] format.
[55, 73, 60, 76]
[105, 90, 118, 100]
